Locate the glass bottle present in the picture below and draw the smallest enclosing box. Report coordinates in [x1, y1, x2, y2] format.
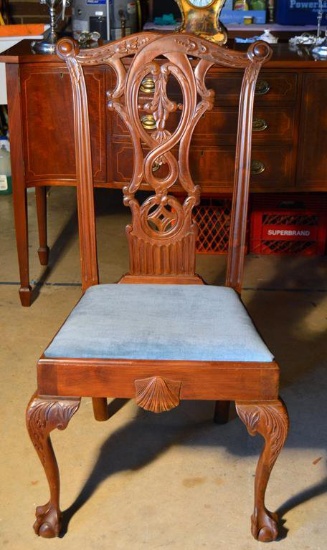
[249, 0, 266, 9]
[234, 0, 249, 9]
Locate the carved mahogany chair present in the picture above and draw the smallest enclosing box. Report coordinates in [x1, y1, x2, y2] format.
[26, 32, 289, 542]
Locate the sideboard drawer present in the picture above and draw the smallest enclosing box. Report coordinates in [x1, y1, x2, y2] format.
[111, 109, 242, 145]
[253, 72, 298, 102]
[249, 146, 295, 190]
[251, 107, 296, 142]
[112, 143, 295, 192]
[193, 106, 296, 144]
[188, 146, 295, 191]
[138, 69, 298, 106]
[112, 105, 296, 147]
[206, 71, 298, 105]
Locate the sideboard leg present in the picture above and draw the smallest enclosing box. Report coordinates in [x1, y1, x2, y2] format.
[7, 64, 32, 306]
[19, 286, 32, 307]
[12, 185, 32, 306]
[36, 187, 49, 265]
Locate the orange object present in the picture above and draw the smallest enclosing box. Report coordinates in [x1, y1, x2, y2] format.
[0, 24, 46, 37]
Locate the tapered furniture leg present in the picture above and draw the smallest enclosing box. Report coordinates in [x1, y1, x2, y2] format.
[35, 187, 50, 265]
[236, 399, 289, 542]
[26, 393, 81, 538]
[6, 65, 32, 306]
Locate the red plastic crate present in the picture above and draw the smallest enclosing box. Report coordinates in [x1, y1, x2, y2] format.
[193, 198, 233, 254]
[250, 195, 327, 256]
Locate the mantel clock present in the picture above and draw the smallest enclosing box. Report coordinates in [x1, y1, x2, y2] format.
[175, 0, 228, 45]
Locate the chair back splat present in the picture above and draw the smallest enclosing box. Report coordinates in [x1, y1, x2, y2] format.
[25, 32, 289, 544]
[57, 35, 271, 292]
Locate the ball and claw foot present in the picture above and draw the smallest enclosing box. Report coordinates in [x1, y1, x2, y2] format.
[251, 508, 279, 542]
[33, 502, 62, 538]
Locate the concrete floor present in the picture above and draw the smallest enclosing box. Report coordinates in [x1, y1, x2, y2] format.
[0, 187, 326, 550]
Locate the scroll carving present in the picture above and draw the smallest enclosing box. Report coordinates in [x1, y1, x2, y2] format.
[104, 38, 217, 278]
[57, 35, 271, 281]
[236, 399, 289, 542]
[26, 394, 81, 538]
[135, 376, 182, 413]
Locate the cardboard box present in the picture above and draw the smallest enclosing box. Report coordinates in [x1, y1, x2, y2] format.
[276, 1, 324, 25]
[220, 9, 266, 24]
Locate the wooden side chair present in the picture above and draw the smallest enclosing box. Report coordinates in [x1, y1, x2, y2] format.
[26, 32, 289, 542]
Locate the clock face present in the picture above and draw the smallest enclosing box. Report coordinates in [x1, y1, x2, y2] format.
[187, 0, 214, 7]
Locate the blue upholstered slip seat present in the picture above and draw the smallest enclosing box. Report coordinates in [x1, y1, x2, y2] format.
[44, 284, 274, 362]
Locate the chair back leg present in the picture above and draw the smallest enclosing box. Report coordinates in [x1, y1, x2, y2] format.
[92, 397, 109, 421]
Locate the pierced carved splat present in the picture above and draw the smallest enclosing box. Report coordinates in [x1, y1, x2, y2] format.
[236, 399, 289, 542]
[57, 35, 271, 287]
[26, 394, 81, 538]
[101, 33, 266, 279]
[135, 376, 182, 413]
[110, 48, 215, 277]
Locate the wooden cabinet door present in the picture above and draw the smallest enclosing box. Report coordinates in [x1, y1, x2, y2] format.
[20, 64, 108, 185]
[297, 73, 327, 190]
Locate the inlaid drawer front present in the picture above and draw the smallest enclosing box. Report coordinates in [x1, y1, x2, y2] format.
[249, 146, 295, 189]
[189, 146, 295, 191]
[112, 144, 295, 191]
[205, 72, 298, 104]
[193, 108, 239, 144]
[112, 106, 295, 146]
[112, 72, 298, 141]
[251, 108, 296, 141]
[198, 74, 244, 105]
[253, 72, 298, 102]
[135, 69, 298, 104]
[194, 107, 295, 143]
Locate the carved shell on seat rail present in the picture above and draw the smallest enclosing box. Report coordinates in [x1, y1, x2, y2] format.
[135, 376, 182, 413]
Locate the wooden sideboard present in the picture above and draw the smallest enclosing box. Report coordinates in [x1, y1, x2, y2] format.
[0, 39, 326, 305]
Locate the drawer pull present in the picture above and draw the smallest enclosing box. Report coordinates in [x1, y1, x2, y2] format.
[252, 117, 268, 132]
[152, 161, 161, 172]
[255, 80, 270, 95]
[140, 77, 155, 94]
[251, 160, 266, 175]
[141, 114, 156, 130]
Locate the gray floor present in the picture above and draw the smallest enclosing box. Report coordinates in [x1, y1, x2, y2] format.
[0, 187, 326, 550]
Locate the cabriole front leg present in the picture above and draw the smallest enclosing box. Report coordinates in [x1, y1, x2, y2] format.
[236, 399, 289, 542]
[26, 393, 81, 538]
